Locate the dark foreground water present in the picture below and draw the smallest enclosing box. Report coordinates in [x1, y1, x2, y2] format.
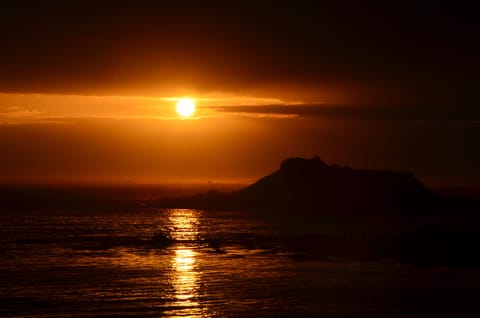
[1, 208, 479, 317]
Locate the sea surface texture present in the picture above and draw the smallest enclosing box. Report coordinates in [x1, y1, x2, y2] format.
[1, 208, 479, 317]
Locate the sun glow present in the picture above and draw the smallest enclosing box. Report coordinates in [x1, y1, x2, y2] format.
[176, 98, 196, 117]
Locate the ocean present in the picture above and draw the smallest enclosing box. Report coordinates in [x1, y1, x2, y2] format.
[1, 208, 479, 317]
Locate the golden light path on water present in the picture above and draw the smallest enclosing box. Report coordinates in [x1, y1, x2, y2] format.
[168, 209, 203, 318]
[111, 209, 209, 317]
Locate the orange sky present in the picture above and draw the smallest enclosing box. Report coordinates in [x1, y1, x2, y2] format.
[0, 2, 479, 185]
[0, 92, 329, 183]
[1, 92, 478, 185]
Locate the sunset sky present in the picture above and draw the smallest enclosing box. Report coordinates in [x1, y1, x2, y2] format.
[1, 2, 479, 184]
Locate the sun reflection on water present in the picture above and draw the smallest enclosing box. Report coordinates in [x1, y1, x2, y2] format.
[110, 209, 208, 317]
[168, 209, 201, 242]
[172, 247, 198, 307]
[111, 209, 209, 317]
[168, 209, 204, 317]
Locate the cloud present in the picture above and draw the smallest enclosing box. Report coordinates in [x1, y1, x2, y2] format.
[212, 104, 480, 122]
[0, 2, 478, 113]
[1, 92, 479, 126]
[0, 106, 42, 118]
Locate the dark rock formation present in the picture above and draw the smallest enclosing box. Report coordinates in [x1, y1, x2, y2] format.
[236, 157, 431, 214]
[149, 231, 175, 248]
[154, 156, 440, 215]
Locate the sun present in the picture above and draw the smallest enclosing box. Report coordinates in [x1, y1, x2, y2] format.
[176, 98, 196, 117]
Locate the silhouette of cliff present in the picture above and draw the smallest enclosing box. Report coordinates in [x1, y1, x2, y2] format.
[155, 157, 442, 215]
[237, 157, 431, 214]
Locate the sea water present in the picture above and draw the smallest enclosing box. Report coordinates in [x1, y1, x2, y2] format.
[1, 208, 479, 317]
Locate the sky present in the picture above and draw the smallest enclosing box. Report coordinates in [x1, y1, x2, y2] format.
[0, 1, 479, 185]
